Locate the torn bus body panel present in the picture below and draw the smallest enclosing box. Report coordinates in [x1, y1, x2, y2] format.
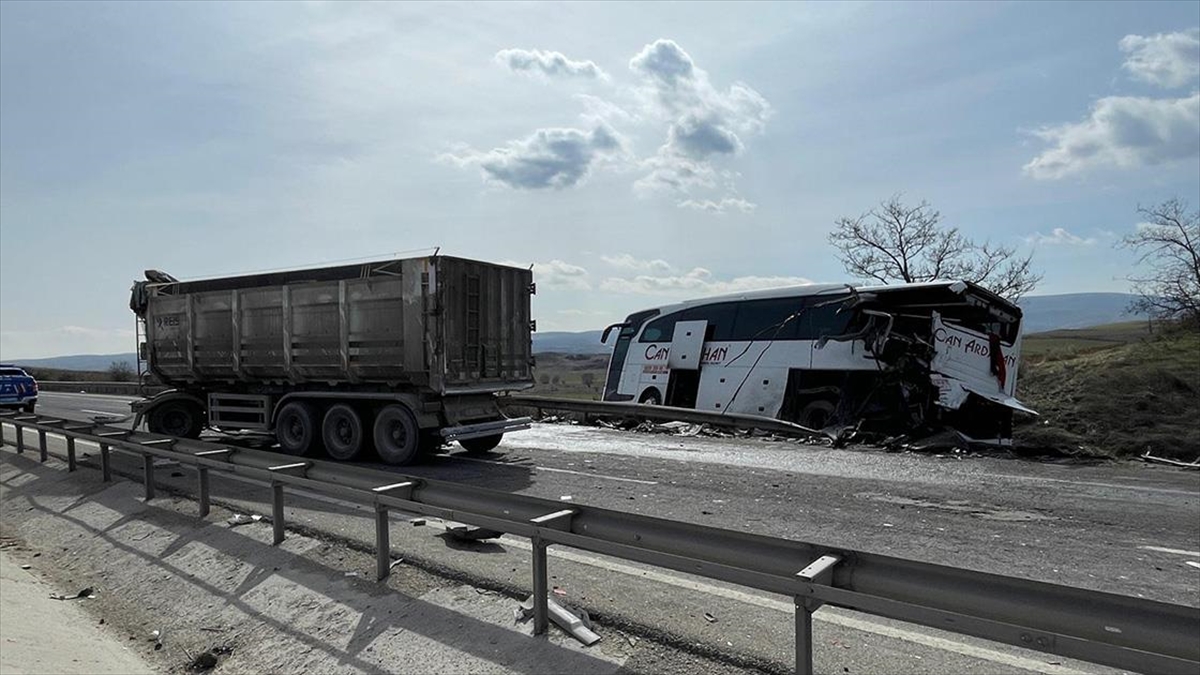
[815, 281, 1035, 443]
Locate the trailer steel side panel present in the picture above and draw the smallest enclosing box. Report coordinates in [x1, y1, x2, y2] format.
[142, 256, 533, 394]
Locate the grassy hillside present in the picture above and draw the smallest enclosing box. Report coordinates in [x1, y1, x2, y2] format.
[1015, 326, 1199, 460]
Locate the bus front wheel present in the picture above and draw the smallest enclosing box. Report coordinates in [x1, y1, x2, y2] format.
[638, 388, 662, 405]
[797, 400, 836, 430]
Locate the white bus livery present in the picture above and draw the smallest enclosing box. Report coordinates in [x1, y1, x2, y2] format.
[600, 280, 1035, 442]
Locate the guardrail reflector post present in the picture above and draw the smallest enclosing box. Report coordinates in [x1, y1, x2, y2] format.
[100, 443, 111, 482]
[375, 504, 390, 581]
[142, 454, 155, 501]
[272, 483, 285, 545]
[38, 430, 47, 462]
[198, 468, 210, 518]
[66, 437, 76, 472]
[532, 534, 549, 635]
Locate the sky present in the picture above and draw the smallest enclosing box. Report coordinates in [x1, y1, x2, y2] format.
[1, 1, 1198, 359]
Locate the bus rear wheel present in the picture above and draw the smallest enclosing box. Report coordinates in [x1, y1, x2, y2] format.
[638, 388, 662, 405]
[797, 400, 836, 430]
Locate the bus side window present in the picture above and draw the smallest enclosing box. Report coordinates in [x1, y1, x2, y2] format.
[640, 313, 679, 342]
[799, 302, 856, 339]
[731, 299, 803, 341]
[680, 303, 738, 341]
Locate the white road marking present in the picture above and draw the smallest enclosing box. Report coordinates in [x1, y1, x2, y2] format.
[1137, 545, 1200, 557]
[1187, 562, 1200, 569]
[447, 456, 659, 485]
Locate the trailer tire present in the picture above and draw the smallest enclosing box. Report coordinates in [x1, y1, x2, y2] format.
[798, 400, 836, 430]
[276, 401, 319, 456]
[373, 404, 420, 466]
[459, 434, 503, 454]
[322, 404, 364, 461]
[148, 400, 203, 439]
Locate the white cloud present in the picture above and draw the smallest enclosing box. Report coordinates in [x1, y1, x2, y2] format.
[441, 125, 625, 190]
[1022, 93, 1200, 179]
[501, 259, 591, 290]
[600, 268, 812, 296]
[1024, 228, 1097, 246]
[678, 197, 756, 214]
[601, 254, 673, 273]
[1119, 29, 1200, 88]
[495, 48, 608, 81]
[628, 39, 772, 206]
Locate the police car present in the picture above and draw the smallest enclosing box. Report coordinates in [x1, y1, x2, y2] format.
[0, 365, 38, 412]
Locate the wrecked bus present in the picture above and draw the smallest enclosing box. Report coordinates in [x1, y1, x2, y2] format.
[600, 281, 1034, 443]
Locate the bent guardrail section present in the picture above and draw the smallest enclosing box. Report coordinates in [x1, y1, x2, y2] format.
[0, 409, 1196, 675]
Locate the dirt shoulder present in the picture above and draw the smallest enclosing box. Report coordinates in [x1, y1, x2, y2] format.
[0, 546, 154, 675]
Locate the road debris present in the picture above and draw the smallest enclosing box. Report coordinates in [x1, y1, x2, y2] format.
[50, 586, 96, 600]
[1140, 452, 1200, 470]
[444, 523, 503, 541]
[389, 558, 405, 570]
[548, 598, 601, 646]
[150, 628, 164, 651]
[552, 587, 567, 597]
[410, 518, 427, 527]
[703, 612, 717, 623]
[20, 564, 31, 570]
[226, 514, 264, 527]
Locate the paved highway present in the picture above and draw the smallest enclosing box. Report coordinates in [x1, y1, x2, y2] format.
[17, 390, 1200, 673]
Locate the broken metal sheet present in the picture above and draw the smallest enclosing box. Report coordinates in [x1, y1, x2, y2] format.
[961, 385, 1039, 416]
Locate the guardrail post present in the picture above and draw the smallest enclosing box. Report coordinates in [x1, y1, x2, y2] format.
[15, 425, 23, 454]
[142, 454, 155, 500]
[66, 436, 76, 472]
[0, 420, 6, 446]
[532, 534, 549, 635]
[375, 504, 390, 581]
[38, 430, 47, 462]
[795, 597, 815, 675]
[272, 482, 285, 545]
[198, 468, 210, 518]
[100, 443, 111, 482]
[793, 554, 842, 675]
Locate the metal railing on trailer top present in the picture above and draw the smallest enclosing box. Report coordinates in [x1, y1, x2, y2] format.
[0, 410, 1196, 675]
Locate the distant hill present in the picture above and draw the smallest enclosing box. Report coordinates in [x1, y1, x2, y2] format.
[532, 331, 607, 354]
[10, 353, 137, 372]
[1017, 293, 1142, 333]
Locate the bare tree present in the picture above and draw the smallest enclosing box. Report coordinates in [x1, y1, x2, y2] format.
[829, 195, 1041, 301]
[1120, 198, 1200, 326]
[107, 360, 135, 382]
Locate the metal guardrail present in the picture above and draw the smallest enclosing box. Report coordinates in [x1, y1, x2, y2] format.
[35, 381, 155, 396]
[0, 410, 1197, 674]
[500, 394, 823, 438]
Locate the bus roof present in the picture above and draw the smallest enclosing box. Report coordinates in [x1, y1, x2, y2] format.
[637, 279, 1020, 318]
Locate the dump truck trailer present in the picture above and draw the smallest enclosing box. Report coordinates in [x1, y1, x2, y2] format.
[129, 255, 535, 465]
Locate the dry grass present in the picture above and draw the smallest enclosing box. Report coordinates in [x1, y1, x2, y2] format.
[1015, 328, 1199, 460]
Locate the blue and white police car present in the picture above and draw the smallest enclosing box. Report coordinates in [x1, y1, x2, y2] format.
[0, 365, 38, 413]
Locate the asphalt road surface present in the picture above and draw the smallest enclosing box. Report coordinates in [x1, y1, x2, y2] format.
[19, 390, 1200, 674]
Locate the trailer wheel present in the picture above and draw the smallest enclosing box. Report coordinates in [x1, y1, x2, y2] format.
[459, 434, 503, 454]
[276, 401, 319, 455]
[797, 400, 836, 430]
[322, 404, 364, 461]
[373, 404, 420, 466]
[148, 401, 203, 439]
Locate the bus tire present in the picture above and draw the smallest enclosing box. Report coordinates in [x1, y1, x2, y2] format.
[374, 404, 420, 466]
[322, 404, 364, 461]
[276, 401, 319, 455]
[798, 400, 836, 430]
[148, 400, 203, 439]
[459, 434, 502, 454]
[639, 388, 662, 405]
